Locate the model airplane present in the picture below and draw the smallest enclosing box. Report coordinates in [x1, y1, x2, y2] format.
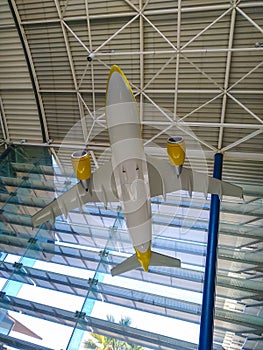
[32, 65, 243, 276]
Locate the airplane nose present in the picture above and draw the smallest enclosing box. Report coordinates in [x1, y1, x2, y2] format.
[106, 65, 135, 107]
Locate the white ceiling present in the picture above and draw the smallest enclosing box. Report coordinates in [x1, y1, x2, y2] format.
[0, 0, 263, 182]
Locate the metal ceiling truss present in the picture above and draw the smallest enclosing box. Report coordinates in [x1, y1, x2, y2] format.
[4, 0, 262, 161]
[8, 0, 50, 143]
[0, 97, 9, 144]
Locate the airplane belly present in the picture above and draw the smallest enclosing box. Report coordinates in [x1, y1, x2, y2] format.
[106, 95, 144, 163]
[125, 200, 152, 247]
[105, 65, 153, 248]
[111, 155, 152, 247]
[108, 128, 152, 246]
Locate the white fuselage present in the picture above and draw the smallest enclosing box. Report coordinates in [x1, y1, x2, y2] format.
[106, 71, 152, 254]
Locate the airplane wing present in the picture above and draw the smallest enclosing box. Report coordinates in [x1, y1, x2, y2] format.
[32, 160, 118, 227]
[146, 155, 243, 199]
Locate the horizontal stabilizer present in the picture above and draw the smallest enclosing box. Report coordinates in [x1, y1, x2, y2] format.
[111, 254, 140, 276]
[150, 251, 181, 268]
[111, 251, 181, 276]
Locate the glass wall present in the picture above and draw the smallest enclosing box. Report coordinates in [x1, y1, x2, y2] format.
[0, 145, 262, 350]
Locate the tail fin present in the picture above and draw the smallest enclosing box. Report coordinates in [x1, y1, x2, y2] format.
[111, 251, 181, 276]
[111, 254, 140, 276]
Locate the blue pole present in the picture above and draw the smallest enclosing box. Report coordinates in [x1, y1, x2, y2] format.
[198, 153, 223, 350]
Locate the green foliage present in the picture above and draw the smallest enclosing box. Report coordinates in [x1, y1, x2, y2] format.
[83, 315, 144, 350]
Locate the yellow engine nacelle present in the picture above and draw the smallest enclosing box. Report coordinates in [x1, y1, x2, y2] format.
[71, 150, 91, 181]
[167, 136, 186, 166]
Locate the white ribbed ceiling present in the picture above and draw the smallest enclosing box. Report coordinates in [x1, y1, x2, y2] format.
[0, 0, 263, 183]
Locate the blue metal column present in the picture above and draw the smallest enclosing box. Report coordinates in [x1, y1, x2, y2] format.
[198, 153, 223, 350]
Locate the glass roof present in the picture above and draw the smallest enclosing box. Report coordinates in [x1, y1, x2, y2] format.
[0, 145, 262, 350]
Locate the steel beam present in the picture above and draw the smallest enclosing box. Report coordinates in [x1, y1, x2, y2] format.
[218, 5, 236, 150]
[0, 97, 10, 142]
[198, 153, 223, 350]
[8, 0, 49, 143]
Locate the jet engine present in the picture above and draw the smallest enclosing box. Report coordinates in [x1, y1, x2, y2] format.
[166, 136, 186, 175]
[71, 150, 91, 190]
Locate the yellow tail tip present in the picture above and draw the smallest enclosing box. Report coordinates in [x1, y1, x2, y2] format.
[135, 246, 151, 272]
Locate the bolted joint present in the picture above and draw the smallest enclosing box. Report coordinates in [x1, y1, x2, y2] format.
[28, 237, 38, 244]
[99, 249, 109, 258]
[88, 278, 98, 286]
[13, 262, 23, 270]
[74, 311, 86, 319]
